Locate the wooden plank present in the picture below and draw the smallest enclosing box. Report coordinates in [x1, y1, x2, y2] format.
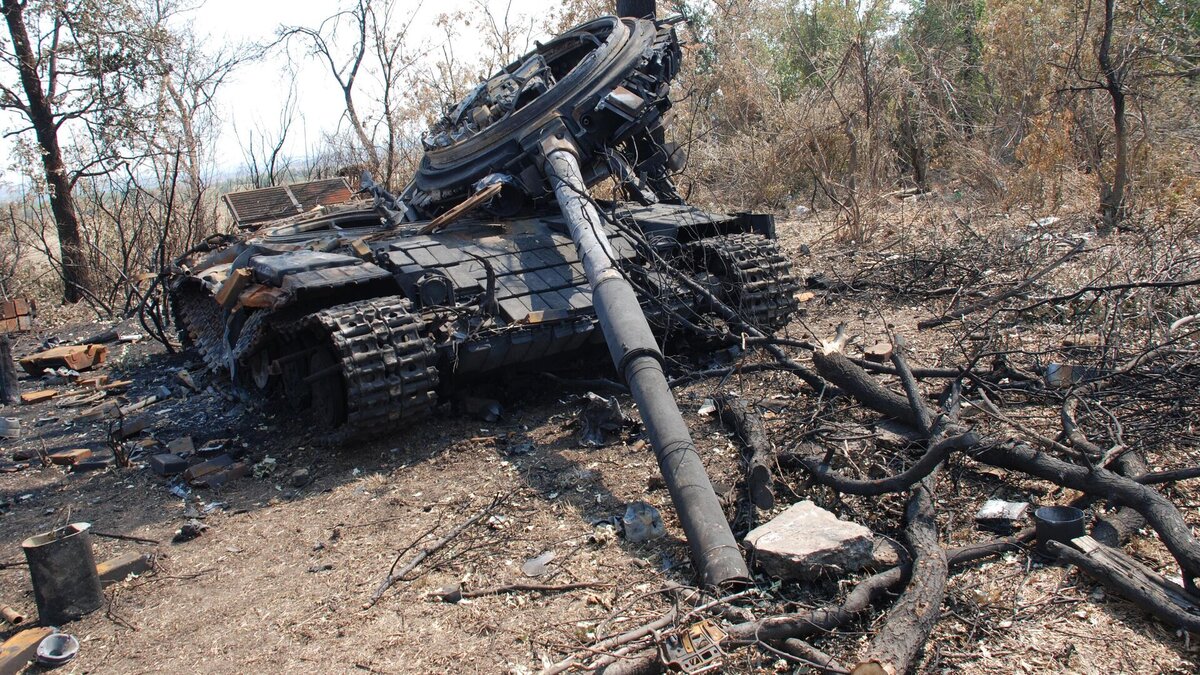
[19, 389, 58, 404]
[18, 344, 108, 375]
[238, 284, 288, 309]
[0, 627, 54, 675]
[214, 268, 252, 309]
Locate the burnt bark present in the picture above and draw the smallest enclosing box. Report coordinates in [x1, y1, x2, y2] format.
[1097, 0, 1129, 232]
[0, 335, 17, 405]
[1092, 452, 1149, 547]
[851, 476, 948, 675]
[714, 393, 775, 509]
[1051, 537, 1200, 632]
[2, 0, 89, 303]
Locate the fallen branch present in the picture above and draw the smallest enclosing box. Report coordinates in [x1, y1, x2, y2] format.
[918, 238, 1085, 329]
[91, 531, 161, 545]
[810, 348, 1200, 590]
[432, 581, 610, 602]
[367, 494, 507, 608]
[714, 393, 775, 509]
[782, 432, 976, 496]
[1050, 537, 1200, 632]
[851, 476, 947, 675]
[725, 530, 1032, 643]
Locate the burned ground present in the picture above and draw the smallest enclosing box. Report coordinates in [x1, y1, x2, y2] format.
[1, 205, 1199, 674]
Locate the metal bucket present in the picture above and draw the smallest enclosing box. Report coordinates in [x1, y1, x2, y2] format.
[1033, 506, 1087, 557]
[21, 523, 104, 624]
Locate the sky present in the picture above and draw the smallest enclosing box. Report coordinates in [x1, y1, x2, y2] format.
[192, 0, 553, 175]
[0, 0, 558, 190]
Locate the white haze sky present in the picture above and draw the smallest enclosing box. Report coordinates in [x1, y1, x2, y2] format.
[0, 0, 555, 189]
[194, 0, 551, 173]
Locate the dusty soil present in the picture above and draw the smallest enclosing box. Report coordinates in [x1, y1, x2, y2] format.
[1, 212, 1198, 674]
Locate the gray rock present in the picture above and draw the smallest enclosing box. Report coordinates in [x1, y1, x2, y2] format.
[744, 500, 874, 580]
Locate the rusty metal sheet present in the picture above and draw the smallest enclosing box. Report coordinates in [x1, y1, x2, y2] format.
[224, 178, 353, 227]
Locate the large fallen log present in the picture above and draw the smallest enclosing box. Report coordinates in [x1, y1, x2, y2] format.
[714, 393, 775, 509]
[851, 476, 947, 675]
[724, 530, 1032, 644]
[808, 348, 1200, 591]
[1050, 537, 1200, 632]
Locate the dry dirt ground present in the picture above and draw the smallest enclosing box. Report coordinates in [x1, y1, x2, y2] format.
[1, 211, 1198, 674]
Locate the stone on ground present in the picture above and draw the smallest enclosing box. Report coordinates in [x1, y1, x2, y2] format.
[744, 500, 874, 580]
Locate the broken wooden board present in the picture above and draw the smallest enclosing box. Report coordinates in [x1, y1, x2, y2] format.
[76, 374, 110, 388]
[0, 627, 54, 675]
[19, 389, 58, 404]
[48, 448, 93, 466]
[237, 284, 288, 310]
[215, 267, 252, 308]
[18, 343, 108, 375]
[76, 400, 121, 421]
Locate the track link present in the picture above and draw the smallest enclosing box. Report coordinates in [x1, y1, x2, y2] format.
[688, 233, 801, 333]
[305, 298, 439, 434]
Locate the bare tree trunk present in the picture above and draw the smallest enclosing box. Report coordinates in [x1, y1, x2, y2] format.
[2, 0, 89, 303]
[1098, 0, 1128, 232]
[0, 335, 17, 405]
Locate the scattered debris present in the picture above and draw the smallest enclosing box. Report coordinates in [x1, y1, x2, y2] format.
[458, 395, 503, 422]
[18, 344, 108, 375]
[96, 552, 154, 586]
[0, 627, 54, 675]
[149, 453, 188, 477]
[660, 619, 727, 674]
[35, 632, 79, 667]
[166, 437, 194, 456]
[0, 418, 21, 439]
[975, 499, 1030, 534]
[76, 374, 109, 388]
[863, 342, 893, 363]
[251, 456, 276, 479]
[111, 415, 151, 440]
[183, 455, 234, 482]
[22, 523, 105, 624]
[173, 519, 208, 543]
[521, 550, 556, 577]
[0, 605, 25, 626]
[622, 501, 665, 543]
[175, 370, 198, 392]
[576, 392, 627, 447]
[1033, 505, 1087, 556]
[743, 500, 875, 580]
[48, 449, 92, 466]
[0, 298, 35, 333]
[19, 389, 58, 404]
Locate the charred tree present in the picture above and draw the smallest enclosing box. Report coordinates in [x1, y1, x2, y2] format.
[1, 0, 89, 303]
[1098, 0, 1129, 232]
[0, 335, 17, 405]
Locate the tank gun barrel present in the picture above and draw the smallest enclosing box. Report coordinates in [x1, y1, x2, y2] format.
[540, 135, 749, 588]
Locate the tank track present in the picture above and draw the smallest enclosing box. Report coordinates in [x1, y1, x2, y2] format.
[174, 285, 227, 373]
[301, 298, 440, 434]
[688, 233, 800, 333]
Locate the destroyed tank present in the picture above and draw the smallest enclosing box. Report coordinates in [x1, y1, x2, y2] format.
[170, 14, 801, 439]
